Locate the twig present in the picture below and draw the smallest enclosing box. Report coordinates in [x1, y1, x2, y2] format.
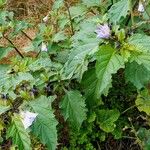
[3, 35, 24, 58]
[125, 0, 139, 26]
[97, 141, 101, 150]
[21, 30, 33, 41]
[121, 105, 137, 115]
[36, 49, 41, 58]
[64, 1, 74, 35]
[122, 136, 137, 139]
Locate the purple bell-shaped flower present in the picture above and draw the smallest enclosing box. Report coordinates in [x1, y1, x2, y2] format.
[96, 23, 111, 39]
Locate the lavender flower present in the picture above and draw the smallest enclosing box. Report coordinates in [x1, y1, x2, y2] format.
[96, 23, 111, 39]
[21, 111, 38, 129]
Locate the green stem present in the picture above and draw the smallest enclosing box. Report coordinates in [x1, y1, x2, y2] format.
[64, 1, 74, 35]
[129, 0, 135, 26]
[121, 105, 137, 115]
[122, 136, 136, 139]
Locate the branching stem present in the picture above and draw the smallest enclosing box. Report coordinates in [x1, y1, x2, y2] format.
[3, 35, 24, 58]
[121, 105, 137, 115]
[64, 1, 74, 35]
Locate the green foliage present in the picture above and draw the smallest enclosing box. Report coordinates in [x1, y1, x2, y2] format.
[136, 90, 150, 116]
[125, 62, 150, 89]
[137, 128, 150, 150]
[0, 47, 13, 60]
[128, 34, 150, 53]
[97, 109, 120, 133]
[29, 96, 58, 150]
[108, 0, 130, 23]
[81, 68, 102, 107]
[60, 90, 87, 130]
[63, 19, 99, 80]
[7, 114, 31, 150]
[0, 105, 10, 115]
[96, 45, 124, 97]
[1, 0, 150, 149]
[82, 0, 100, 7]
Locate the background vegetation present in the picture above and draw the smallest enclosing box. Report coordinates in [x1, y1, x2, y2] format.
[0, 0, 150, 149]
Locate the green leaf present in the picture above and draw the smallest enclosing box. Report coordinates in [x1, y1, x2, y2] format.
[0, 0, 6, 7]
[95, 45, 124, 97]
[82, 0, 101, 7]
[63, 20, 99, 80]
[125, 62, 150, 89]
[52, 0, 64, 10]
[136, 90, 150, 116]
[69, 5, 87, 19]
[0, 47, 13, 60]
[128, 34, 150, 53]
[0, 72, 34, 92]
[63, 42, 98, 80]
[52, 31, 67, 42]
[0, 11, 13, 25]
[81, 68, 103, 108]
[0, 105, 10, 115]
[29, 58, 52, 72]
[0, 64, 10, 75]
[11, 21, 30, 36]
[108, 0, 130, 23]
[29, 96, 58, 150]
[137, 128, 150, 150]
[12, 72, 34, 88]
[129, 52, 150, 71]
[97, 109, 120, 133]
[7, 114, 31, 150]
[60, 90, 87, 130]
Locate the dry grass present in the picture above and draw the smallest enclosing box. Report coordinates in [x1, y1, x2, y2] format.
[0, 0, 80, 64]
[0, 0, 53, 64]
[6, 0, 54, 19]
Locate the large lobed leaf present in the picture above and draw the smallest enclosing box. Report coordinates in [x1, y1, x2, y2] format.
[60, 90, 87, 130]
[63, 20, 100, 80]
[95, 45, 124, 97]
[97, 109, 120, 133]
[125, 62, 150, 89]
[29, 96, 58, 150]
[7, 114, 31, 150]
[128, 34, 150, 53]
[82, 0, 101, 7]
[136, 90, 150, 116]
[129, 52, 150, 71]
[108, 0, 130, 23]
[137, 128, 150, 150]
[81, 68, 104, 108]
[0, 72, 34, 92]
[69, 5, 87, 19]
